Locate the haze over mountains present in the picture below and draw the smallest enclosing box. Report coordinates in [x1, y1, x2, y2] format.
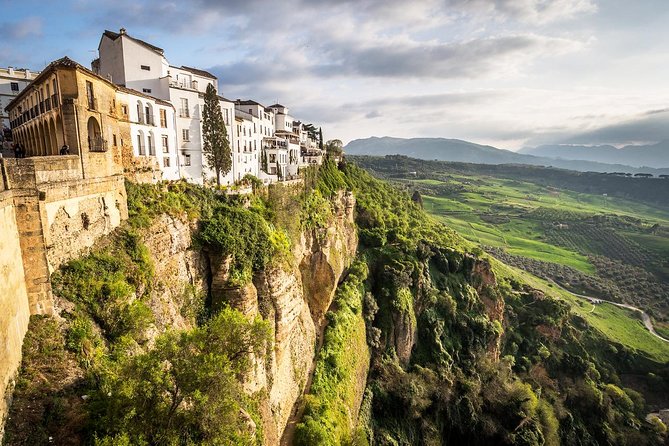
[345, 137, 669, 175]
[519, 141, 669, 168]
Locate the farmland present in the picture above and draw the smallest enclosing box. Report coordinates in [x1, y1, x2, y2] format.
[351, 155, 669, 361]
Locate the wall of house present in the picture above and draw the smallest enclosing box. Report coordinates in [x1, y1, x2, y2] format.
[0, 190, 31, 439]
[97, 35, 126, 87]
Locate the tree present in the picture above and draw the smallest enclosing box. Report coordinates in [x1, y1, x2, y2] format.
[260, 149, 268, 173]
[202, 83, 231, 186]
[93, 308, 271, 444]
[319, 127, 324, 151]
[325, 139, 343, 158]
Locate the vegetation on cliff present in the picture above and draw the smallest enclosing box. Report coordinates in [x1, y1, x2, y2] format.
[296, 160, 668, 445]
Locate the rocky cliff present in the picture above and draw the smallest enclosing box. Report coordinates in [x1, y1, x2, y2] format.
[140, 190, 357, 443]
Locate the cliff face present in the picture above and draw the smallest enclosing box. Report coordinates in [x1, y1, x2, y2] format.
[141, 191, 357, 443]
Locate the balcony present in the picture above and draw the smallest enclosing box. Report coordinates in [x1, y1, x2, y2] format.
[89, 136, 108, 152]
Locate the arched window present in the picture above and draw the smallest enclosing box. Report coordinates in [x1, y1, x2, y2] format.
[87, 117, 105, 151]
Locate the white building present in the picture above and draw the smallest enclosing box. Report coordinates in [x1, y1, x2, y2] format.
[0, 67, 39, 133]
[117, 86, 180, 181]
[95, 28, 234, 185]
[232, 100, 276, 182]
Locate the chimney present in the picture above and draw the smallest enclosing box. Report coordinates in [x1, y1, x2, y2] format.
[8, 67, 14, 76]
[120, 28, 127, 35]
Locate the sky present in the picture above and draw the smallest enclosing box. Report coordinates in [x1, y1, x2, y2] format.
[2, 0, 669, 150]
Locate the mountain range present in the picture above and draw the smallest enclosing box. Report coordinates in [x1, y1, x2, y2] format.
[518, 141, 669, 167]
[344, 137, 669, 175]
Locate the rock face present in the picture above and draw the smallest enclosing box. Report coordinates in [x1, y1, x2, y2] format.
[157, 190, 357, 443]
[141, 214, 208, 333]
[471, 258, 505, 360]
[253, 191, 357, 441]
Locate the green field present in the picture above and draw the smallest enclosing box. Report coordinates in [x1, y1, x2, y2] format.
[403, 172, 669, 362]
[496, 261, 669, 363]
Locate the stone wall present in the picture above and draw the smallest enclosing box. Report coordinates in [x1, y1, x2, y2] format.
[0, 191, 31, 439]
[0, 156, 128, 440]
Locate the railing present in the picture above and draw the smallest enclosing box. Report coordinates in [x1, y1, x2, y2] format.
[89, 136, 107, 152]
[179, 108, 190, 118]
[45, 98, 51, 111]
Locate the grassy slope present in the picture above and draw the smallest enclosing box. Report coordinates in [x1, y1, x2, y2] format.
[493, 259, 669, 363]
[413, 175, 669, 363]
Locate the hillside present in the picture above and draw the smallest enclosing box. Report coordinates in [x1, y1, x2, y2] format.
[345, 137, 669, 175]
[3, 162, 669, 445]
[520, 141, 669, 168]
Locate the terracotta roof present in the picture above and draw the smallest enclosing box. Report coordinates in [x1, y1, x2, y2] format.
[235, 99, 265, 107]
[117, 86, 173, 107]
[102, 30, 164, 55]
[6, 56, 118, 110]
[178, 65, 217, 79]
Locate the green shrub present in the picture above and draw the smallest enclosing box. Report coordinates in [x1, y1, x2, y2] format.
[198, 204, 290, 286]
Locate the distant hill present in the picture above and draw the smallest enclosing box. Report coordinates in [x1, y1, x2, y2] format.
[344, 137, 669, 175]
[518, 141, 669, 168]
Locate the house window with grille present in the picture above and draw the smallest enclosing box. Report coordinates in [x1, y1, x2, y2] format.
[160, 109, 167, 127]
[162, 135, 169, 153]
[184, 154, 191, 166]
[182, 129, 190, 141]
[163, 157, 170, 167]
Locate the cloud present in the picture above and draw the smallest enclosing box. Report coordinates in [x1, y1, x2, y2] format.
[311, 33, 582, 79]
[2, 16, 42, 40]
[446, 0, 598, 24]
[558, 110, 669, 145]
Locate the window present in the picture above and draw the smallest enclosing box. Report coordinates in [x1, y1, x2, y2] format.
[182, 129, 190, 141]
[159, 109, 167, 128]
[137, 134, 145, 155]
[184, 154, 191, 166]
[112, 134, 117, 146]
[163, 157, 170, 167]
[145, 105, 152, 125]
[141, 65, 151, 71]
[121, 105, 128, 115]
[86, 81, 95, 109]
[180, 98, 189, 117]
[162, 135, 169, 153]
[10, 82, 19, 92]
[143, 88, 152, 93]
[147, 134, 154, 155]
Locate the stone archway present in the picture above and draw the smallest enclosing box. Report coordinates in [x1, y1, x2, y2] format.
[55, 115, 65, 150]
[49, 118, 58, 155]
[87, 116, 102, 151]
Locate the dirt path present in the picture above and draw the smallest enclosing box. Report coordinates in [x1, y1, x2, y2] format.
[551, 280, 669, 343]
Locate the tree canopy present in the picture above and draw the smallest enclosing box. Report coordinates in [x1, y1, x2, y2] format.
[202, 83, 232, 185]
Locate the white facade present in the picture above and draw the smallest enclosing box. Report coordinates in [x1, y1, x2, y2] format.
[117, 88, 180, 181]
[94, 28, 323, 186]
[0, 67, 39, 131]
[96, 28, 235, 185]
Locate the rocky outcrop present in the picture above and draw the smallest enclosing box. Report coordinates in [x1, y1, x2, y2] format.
[141, 214, 208, 333]
[204, 190, 358, 442]
[471, 258, 505, 360]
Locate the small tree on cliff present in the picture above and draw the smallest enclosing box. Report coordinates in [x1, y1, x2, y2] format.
[202, 83, 231, 186]
[318, 127, 324, 151]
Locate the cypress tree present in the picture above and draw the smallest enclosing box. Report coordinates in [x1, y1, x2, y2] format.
[202, 83, 231, 186]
